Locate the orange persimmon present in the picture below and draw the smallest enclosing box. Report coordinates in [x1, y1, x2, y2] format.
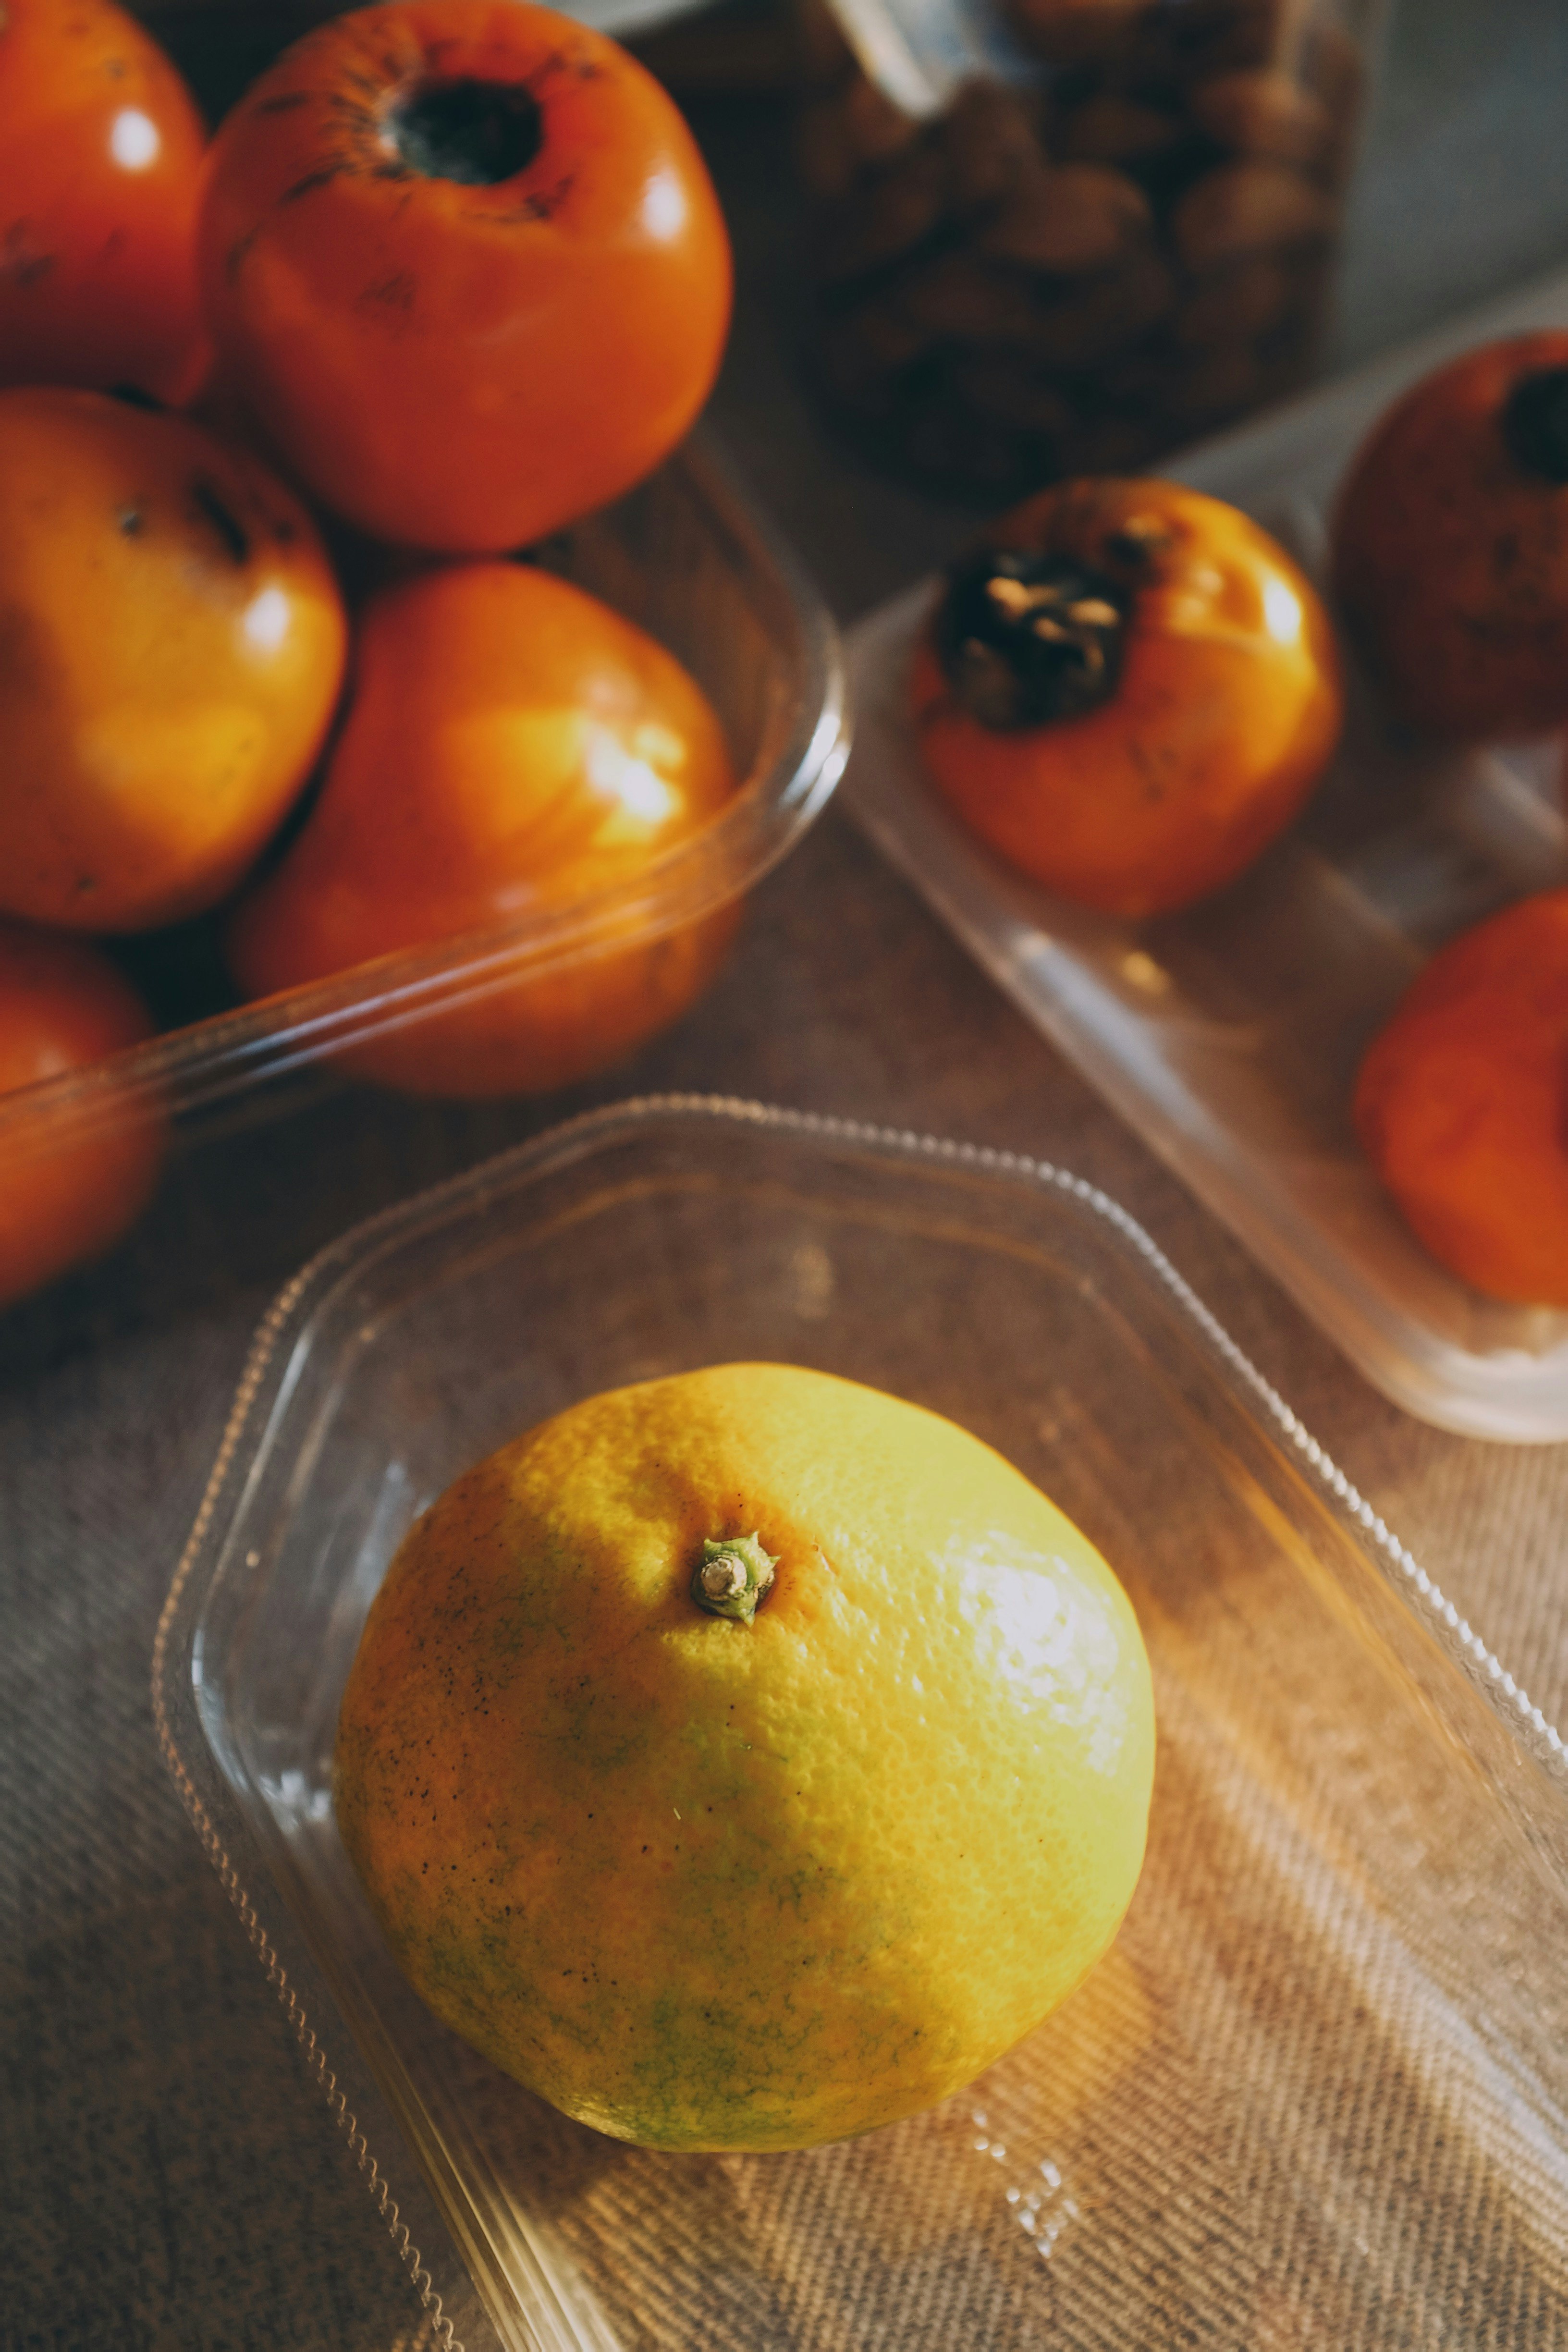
[227, 561, 740, 1096]
[0, 0, 208, 404]
[1353, 889, 1568, 1309]
[0, 388, 347, 934]
[197, 0, 733, 553]
[1331, 333, 1568, 741]
[911, 478, 1343, 919]
[0, 920, 164, 1311]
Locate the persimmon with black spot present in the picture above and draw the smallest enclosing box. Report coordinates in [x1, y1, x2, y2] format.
[1331, 332, 1568, 741]
[911, 478, 1343, 917]
[0, 387, 347, 933]
[196, 0, 733, 552]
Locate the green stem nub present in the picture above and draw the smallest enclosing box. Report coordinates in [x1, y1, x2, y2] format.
[692, 1534, 778, 1623]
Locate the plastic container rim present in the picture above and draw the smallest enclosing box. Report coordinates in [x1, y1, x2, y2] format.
[0, 438, 850, 1156]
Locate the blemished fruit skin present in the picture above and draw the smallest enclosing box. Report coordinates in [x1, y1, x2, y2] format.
[1330, 332, 1568, 741]
[0, 387, 347, 934]
[334, 1362, 1156, 2152]
[912, 478, 1343, 918]
[1353, 888, 1568, 1308]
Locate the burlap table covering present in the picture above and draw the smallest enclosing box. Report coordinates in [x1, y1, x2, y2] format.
[6, 15, 1568, 2341]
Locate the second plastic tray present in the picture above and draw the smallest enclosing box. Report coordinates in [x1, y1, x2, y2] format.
[842, 270, 1568, 1441]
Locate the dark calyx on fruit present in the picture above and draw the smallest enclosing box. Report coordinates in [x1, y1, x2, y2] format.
[1502, 366, 1568, 486]
[384, 79, 544, 186]
[934, 547, 1130, 729]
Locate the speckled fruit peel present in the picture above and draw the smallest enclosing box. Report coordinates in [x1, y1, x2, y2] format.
[334, 1361, 1156, 2152]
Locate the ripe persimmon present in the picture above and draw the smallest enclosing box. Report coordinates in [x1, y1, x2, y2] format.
[0, 388, 347, 934]
[0, 920, 164, 1311]
[1354, 889, 1568, 1309]
[197, 0, 733, 552]
[1331, 333, 1568, 741]
[911, 478, 1343, 918]
[0, 0, 208, 404]
[227, 561, 740, 1096]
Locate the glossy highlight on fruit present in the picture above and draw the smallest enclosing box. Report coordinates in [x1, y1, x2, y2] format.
[227, 561, 740, 1097]
[912, 477, 1343, 918]
[0, 387, 347, 934]
[0, 0, 208, 403]
[335, 1361, 1156, 2152]
[1354, 889, 1568, 1309]
[0, 919, 164, 1310]
[197, 0, 733, 551]
[1331, 333, 1568, 742]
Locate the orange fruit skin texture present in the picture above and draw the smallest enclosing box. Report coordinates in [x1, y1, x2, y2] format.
[0, 919, 164, 1310]
[0, 388, 348, 935]
[0, 0, 208, 405]
[228, 561, 740, 1098]
[334, 1363, 1156, 2153]
[1331, 333, 1568, 742]
[197, 0, 734, 553]
[912, 478, 1344, 919]
[1353, 888, 1568, 1309]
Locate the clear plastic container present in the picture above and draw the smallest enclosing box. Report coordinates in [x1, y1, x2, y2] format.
[0, 439, 847, 1320]
[843, 267, 1568, 1442]
[156, 1095, 1568, 2352]
[796, 0, 1387, 494]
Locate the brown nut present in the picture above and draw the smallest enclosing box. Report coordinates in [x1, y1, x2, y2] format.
[1128, 0, 1290, 81]
[1006, 0, 1147, 67]
[842, 73, 924, 171]
[1057, 93, 1187, 164]
[1190, 69, 1335, 169]
[812, 147, 948, 284]
[1172, 161, 1338, 268]
[979, 161, 1152, 273]
[940, 79, 1045, 213]
[897, 253, 1046, 342]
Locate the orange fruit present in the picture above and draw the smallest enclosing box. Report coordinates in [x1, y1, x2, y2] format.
[1353, 887, 1568, 1306]
[0, 918, 164, 1309]
[335, 1361, 1156, 2151]
[0, 387, 346, 934]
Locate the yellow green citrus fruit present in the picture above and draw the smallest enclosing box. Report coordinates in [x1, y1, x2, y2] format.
[334, 1361, 1156, 2151]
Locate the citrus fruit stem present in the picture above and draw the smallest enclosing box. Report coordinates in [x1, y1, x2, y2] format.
[692, 1533, 777, 1622]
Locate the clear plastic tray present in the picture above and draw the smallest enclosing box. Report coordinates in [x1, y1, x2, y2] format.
[842, 269, 1568, 1441]
[0, 440, 846, 1313]
[155, 1095, 1568, 2352]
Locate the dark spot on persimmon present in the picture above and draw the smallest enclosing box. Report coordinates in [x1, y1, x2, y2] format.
[1503, 366, 1568, 486]
[383, 77, 543, 187]
[190, 477, 250, 566]
[280, 164, 343, 205]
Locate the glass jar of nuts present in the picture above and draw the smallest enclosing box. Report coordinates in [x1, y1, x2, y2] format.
[797, 0, 1384, 492]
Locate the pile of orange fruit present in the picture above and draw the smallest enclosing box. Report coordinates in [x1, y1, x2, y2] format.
[0, 0, 739, 1307]
[911, 334, 1568, 1310]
